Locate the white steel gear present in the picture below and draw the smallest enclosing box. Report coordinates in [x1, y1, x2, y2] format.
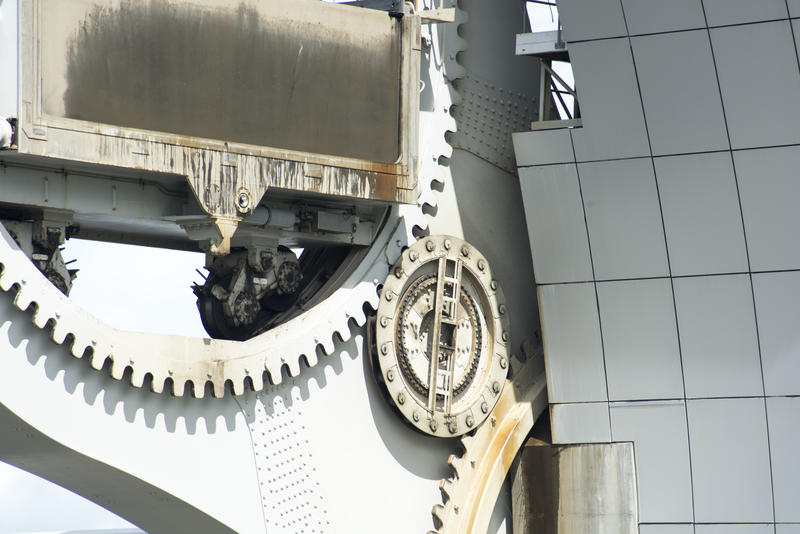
[374, 235, 510, 437]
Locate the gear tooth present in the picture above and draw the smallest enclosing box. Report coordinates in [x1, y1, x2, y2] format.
[302, 351, 319, 368]
[110, 358, 126, 380]
[130, 366, 146, 388]
[191, 380, 205, 399]
[12, 284, 34, 312]
[439, 478, 455, 502]
[286, 358, 301, 377]
[249, 370, 264, 391]
[212, 380, 225, 398]
[32, 302, 55, 329]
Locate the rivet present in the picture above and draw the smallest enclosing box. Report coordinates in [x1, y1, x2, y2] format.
[490, 280, 498, 291]
[426, 240, 435, 252]
[430, 419, 438, 432]
[394, 266, 403, 278]
[461, 246, 469, 257]
[492, 381, 501, 394]
[387, 369, 394, 382]
[502, 331, 510, 342]
[499, 356, 508, 369]
[413, 411, 420, 422]
[444, 239, 451, 250]
[385, 292, 393, 302]
[478, 259, 486, 271]
[380, 343, 389, 355]
[448, 422, 457, 434]
[409, 250, 418, 262]
[499, 304, 506, 315]
[380, 316, 390, 328]
[480, 402, 489, 414]
[466, 415, 475, 427]
[397, 392, 406, 405]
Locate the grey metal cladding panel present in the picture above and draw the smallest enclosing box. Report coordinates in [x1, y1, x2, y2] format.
[597, 279, 683, 401]
[538, 283, 607, 403]
[579, 158, 668, 280]
[791, 0, 800, 18]
[696, 526, 773, 534]
[610, 401, 693, 522]
[41, 0, 401, 164]
[687, 398, 773, 523]
[711, 21, 800, 150]
[518, 164, 593, 284]
[631, 30, 728, 156]
[556, 0, 627, 41]
[567, 40, 650, 162]
[752, 271, 800, 397]
[654, 152, 748, 276]
[735, 146, 800, 272]
[550, 403, 611, 444]
[621, 0, 705, 35]
[673, 275, 762, 398]
[512, 129, 575, 167]
[766, 397, 800, 522]
[703, 0, 788, 26]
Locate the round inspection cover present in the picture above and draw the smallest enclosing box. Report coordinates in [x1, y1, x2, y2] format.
[374, 235, 510, 437]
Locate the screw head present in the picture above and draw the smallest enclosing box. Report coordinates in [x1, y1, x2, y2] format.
[499, 356, 507, 369]
[444, 239, 451, 250]
[413, 411, 420, 422]
[380, 343, 389, 355]
[448, 422, 457, 434]
[394, 266, 403, 278]
[466, 415, 475, 427]
[480, 402, 489, 414]
[499, 304, 506, 315]
[461, 245, 470, 257]
[502, 331, 510, 342]
[430, 419, 438, 432]
[236, 189, 251, 212]
[490, 280, 498, 291]
[380, 316, 390, 328]
[387, 369, 394, 382]
[492, 381, 501, 394]
[478, 259, 486, 271]
[426, 240, 435, 252]
[397, 392, 406, 405]
[409, 250, 418, 262]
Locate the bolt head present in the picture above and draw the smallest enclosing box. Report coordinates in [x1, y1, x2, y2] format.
[499, 356, 507, 369]
[480, 402, 488, 414]
[448, 422, 457, 434]
[461, 245, 470, 257]
[385, 292, 393, 302]
[387, 369, 394, 382]
[426, 240, 435, 252]
[478, 259, 486, 271]
[394, 266, 403, 278]
[380, 343, 389, 355]
[430, 420, 438, 432]
[499, 304, 506, 315]
[466, 415, 475, 427]
[492, 381, 501, 394]
[380, 316, 389, 328]
[409, 250, 418, 262]
[444, 239, 451, 250]
[502, 331, 510, 342]
[413, 411, 420, 422]
[490, 280, 498, 291]
[397, 392, 406, 405]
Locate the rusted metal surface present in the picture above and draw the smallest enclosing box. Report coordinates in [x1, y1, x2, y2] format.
[15, 0, 420, 218]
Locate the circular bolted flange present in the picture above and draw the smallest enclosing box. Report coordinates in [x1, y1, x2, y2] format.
[373, 235, 511, 437]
